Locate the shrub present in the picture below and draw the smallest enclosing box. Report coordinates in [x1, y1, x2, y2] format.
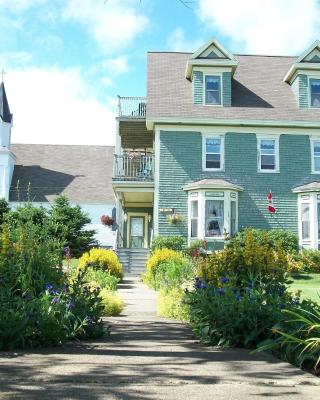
[99, 289, 124, 316]
[257, 299, 320, 372]
[298, 249, 320, 273]
[84, 268, 120, 291]
[144, 249, 187, 288]
[197, 228, 289, 292]
[187, 239, 208, 258]
[232, 228, 299, 254]
[157, 288, 189, 321]
[151, 236, 186, 251]
[0, 221, 105, 350]
[152, 258, 194, 291]
[79, 248, 123, 278]
[186, 280, 293, 348]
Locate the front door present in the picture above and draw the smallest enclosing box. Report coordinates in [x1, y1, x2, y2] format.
[129, 216, 145, 248]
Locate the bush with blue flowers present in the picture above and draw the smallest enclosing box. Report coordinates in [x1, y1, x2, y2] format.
[0, 219, 105, 350]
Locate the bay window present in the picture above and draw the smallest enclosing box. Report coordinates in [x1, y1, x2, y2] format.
[296, 192, 320, 249]
[187, 189, 240, 242]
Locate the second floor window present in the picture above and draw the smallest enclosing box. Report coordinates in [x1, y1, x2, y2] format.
[204, 136, 223, 170]
[205, 75, 221, 105]
[310, 78, 320, 107]
[258, 137, 279, 172]
[312, 140, 320, 173]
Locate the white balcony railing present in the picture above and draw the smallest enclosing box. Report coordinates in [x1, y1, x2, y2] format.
[118, 96, 146, 118]
[113, 154, 154, 181]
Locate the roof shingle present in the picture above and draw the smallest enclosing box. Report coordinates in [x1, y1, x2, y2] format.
[10, 144, 114, 203]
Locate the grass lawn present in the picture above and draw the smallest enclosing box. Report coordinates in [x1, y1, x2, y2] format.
[289, 273, 320, 303]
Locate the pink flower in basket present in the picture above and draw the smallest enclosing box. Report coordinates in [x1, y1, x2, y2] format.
[100, 215, 114, 227]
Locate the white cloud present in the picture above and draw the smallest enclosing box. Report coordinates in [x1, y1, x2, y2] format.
[101, 76, 114, 87]
[63, 0, 149, 54]
[6, 67, 116, 146]
[103, 56, 129, 75]
[166, 28, 203, 52]
[198, 0, 320, 55]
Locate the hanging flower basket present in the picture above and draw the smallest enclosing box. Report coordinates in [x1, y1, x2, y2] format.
[100, 215, 114, 227]
[167, 213, 185, 225]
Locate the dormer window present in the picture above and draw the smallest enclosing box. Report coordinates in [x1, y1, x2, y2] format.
[310, 78, 320, 107]
[205, 75, 221, 105]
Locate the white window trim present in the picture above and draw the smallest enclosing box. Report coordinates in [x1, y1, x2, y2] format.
[310, 137, 320, 174]
[256, 134, 280, 173]
[202, 73, 223, 107]
[308, 76, 320, 108]
[202, 133, 225, 171]
[297, 193, 318, 249]
[187, 190, 238, 244]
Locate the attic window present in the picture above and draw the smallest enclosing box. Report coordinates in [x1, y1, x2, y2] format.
[310, 78, 320, 107]
[205, 75, 221, 105]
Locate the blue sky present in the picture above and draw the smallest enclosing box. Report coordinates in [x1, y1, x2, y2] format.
[1, 0, 320, 145]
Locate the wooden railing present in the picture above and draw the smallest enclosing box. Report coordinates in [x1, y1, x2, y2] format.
[113, 154, 154, 181]
[118, 96, 146, 118]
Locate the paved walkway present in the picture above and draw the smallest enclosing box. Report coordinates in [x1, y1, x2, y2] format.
[0, 277, 319, 399]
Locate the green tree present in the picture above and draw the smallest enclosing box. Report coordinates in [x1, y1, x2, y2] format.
[6, 203, 47, 228]
[48, 196, 97, 258]
[0, 198, 10, 225]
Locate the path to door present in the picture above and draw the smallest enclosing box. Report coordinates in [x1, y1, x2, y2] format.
[0, 277, 319, 399]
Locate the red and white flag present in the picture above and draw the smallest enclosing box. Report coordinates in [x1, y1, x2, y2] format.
[267, 191, 276, 213]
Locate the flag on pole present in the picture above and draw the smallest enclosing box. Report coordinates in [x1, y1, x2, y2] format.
[267, 190, 276, 213]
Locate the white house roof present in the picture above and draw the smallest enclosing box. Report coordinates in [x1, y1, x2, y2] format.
[292, 181, 320, 193]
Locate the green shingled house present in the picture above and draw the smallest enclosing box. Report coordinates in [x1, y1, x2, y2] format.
[113, 38, 320, 256]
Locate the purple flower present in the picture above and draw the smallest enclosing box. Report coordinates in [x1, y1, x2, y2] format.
[217, 288, 225, 295]
[45, 283, 54, 291]
[61, 284, 70, 293]
[64, 246, 72, 260]
[51, 297, 59, 304]
[220, 277, 229, 284]
[278, 287, 285, 297]
[68, 301, 75, 310]
[236, 294, 242, 301]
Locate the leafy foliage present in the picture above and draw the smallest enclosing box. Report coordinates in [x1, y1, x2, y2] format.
[151, 236, 186, 251]
[232, 228, 299, 254]
[99, 289, 124, 316]
[257, 300, 320, 373]
[79, 248, 123, 278]
[0, 221, 105, 350]
[0, 198, 9, 225]
[185, 280, 294, 348]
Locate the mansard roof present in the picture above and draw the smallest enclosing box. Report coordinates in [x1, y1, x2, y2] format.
[147, 51, 320, 124]
[0, 82, 12, 123]
[10, 144, 114, 203]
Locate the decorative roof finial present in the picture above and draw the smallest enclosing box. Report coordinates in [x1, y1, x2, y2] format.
[1, 69, 7, 83]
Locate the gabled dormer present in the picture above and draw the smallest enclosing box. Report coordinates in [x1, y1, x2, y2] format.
[284, 40, 320, 108]
[185, 39, 238, 107]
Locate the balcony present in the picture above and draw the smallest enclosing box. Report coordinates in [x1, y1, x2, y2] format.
[118, 96, 146, 118]
[113, 153, 154, 181]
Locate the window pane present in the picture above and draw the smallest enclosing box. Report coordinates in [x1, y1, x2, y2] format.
[206, 90, 220, 105]
[191, 200, 198, 218]
[301, 203, 310, 240]
[205, 200, 224, 237]
[311, 79, 320, 93]
[311, 93, 320, 107]
[206, 154, 220, 169]
[314, 141, 320, 155]
[261, 140, 275, 154]
[206, 138, 221, 153]
[191, 219, 198, 237]
[261, 154, 275, 169]
[231, 201, 236, 236]
[205, 76, 220, 90]
[314, 156, 320, 171]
